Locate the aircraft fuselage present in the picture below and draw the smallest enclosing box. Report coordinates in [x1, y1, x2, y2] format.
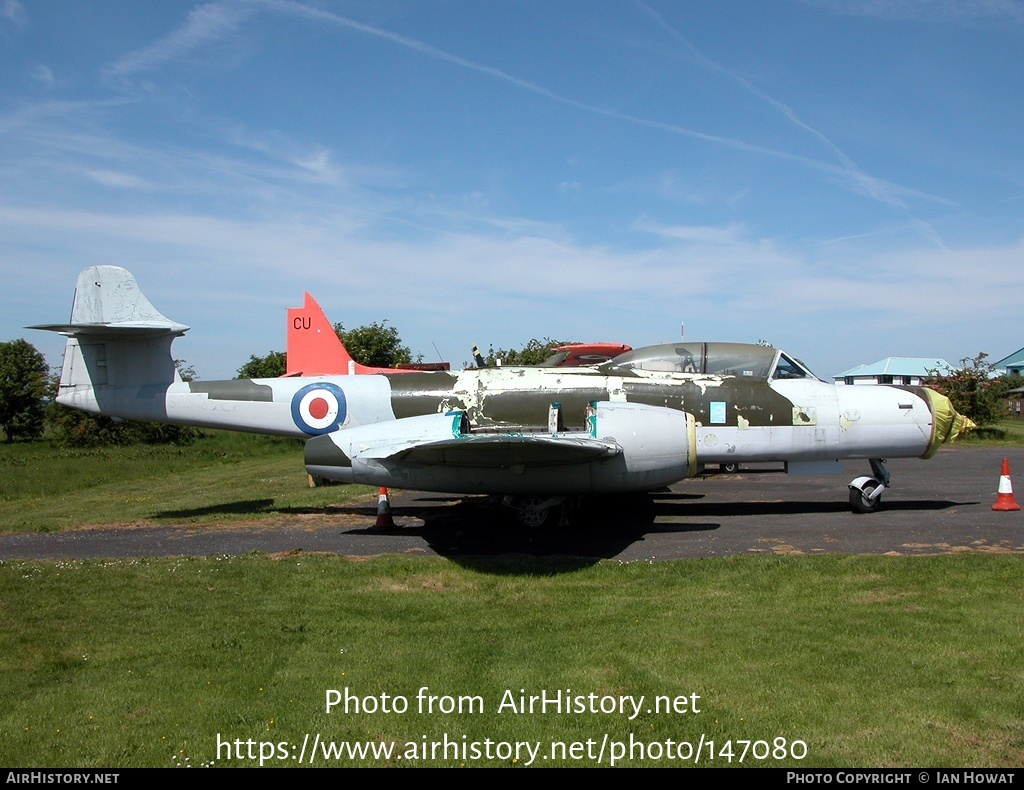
[56, 342, 939, 465]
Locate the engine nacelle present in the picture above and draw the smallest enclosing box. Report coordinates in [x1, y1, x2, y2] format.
[585, 400, 698, 491]
[305, 401, 697, 495]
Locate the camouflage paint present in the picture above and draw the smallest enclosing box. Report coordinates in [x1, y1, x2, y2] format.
[188, 380, 273, 402]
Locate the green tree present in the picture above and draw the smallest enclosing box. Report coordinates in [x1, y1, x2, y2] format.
[236, 322, 413, 378]
[48, 407, 201, 447]
[480, 337, 573, 367]
[0, 338, 49, 442]
[999, 372, 1024, 395]
[927, 353, 1004, 426]
[174, 359, 197, 382]
[237, 351, 287, 379]
[49, 359, 201, 447]
[992, 372, 1024, 419]
[333, 321, 413, 368]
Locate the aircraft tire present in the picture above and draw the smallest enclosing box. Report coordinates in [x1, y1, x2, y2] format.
[514, 497, 553, 528]
[849, 481, 882, 514]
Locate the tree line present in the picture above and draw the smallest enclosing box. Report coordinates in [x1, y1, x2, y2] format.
[926, 353, 1023, 427]
[237, 321, 412, 378]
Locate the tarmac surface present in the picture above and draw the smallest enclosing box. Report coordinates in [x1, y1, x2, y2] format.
[2, 447, 1022, 562]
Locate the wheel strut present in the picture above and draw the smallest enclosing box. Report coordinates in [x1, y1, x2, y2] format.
[848, 459, 890, 514]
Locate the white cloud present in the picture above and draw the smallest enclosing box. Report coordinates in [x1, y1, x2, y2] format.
[633, 220, 749, 246]
[5, 196, 1020, 378]
[2, 0, 26, 29]
[84, 169, 151, 189]
[105, 1, 256, 78]
[293, 147, 334, 177]
[30, 65, 55, 88]
[796, 0, 1024, 23]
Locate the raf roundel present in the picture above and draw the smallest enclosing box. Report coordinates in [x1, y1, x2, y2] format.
[291, 383, 347, 435]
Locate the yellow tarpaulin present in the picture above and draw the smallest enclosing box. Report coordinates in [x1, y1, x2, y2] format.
[919, 387, 977, 459]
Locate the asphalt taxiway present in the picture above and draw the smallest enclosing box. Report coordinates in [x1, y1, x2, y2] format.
[1, 447, 1021, 562]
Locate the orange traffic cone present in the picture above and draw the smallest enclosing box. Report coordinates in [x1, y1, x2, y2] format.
[375, 487, 397, 528]
[992, 458, 1021, 512]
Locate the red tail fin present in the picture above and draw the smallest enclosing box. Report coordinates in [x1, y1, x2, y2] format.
[287, 292, 368, 376]
[286, 292, 446, 375]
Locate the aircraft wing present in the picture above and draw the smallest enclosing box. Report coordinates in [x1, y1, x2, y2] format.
[306, 411, 620, 468]
[390, 433, 621, 468]
[305, 403, 697, 495]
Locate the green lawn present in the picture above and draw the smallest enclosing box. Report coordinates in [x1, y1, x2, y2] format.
[0, 431, 373, 533]
[0, 553, 1021, 767]
[961, 418, 1024, 445]
[2, 428, 1023, 768]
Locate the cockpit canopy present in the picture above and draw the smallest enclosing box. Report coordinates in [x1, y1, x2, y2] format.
[600, 342, 818, 381]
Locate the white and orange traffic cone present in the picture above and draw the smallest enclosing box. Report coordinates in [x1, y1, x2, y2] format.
[375, 486, 397, 528]
[992, 458, 1021, 512]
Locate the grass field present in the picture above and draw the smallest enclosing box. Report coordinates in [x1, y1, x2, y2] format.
[1, 553, 1021, 768]
[959, 418, 1024, 445]
[0, 431, 374, 533]
[2, 425, 1023, 768]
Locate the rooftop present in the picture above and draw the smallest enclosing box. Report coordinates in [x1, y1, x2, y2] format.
[835, 357, 950, 378]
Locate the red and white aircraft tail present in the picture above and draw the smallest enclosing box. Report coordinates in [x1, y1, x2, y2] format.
[286, 292, 367, 376]
[286, 292, 449, 376]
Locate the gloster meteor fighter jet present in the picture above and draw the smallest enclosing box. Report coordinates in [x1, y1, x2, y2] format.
[35, 266, 974, 526]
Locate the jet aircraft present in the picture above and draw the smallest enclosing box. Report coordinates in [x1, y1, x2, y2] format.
[35, 266, 974, 526]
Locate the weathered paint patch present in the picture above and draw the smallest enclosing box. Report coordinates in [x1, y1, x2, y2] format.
[793, 406, 817, 425]
[389, 371, 461, 419]
[389, 360, 799, 432]
[188, 380, 273, 402]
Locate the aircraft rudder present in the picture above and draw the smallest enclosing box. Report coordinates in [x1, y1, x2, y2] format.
[286, 290, 361, 375]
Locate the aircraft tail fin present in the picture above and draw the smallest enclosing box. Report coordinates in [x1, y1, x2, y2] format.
[33, 265, 190, 337]
[30, 267, 188, 410]
[286, 291, 368, 375]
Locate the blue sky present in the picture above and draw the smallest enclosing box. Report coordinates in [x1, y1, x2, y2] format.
[3, 0, 1022, 379]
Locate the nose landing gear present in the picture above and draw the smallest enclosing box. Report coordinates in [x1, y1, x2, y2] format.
[848, 458, 890, 514]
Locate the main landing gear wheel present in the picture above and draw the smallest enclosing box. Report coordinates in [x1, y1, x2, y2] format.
[514, 497, 554, 528]
[504, 495, 574, 528]
[849, 481, 881, 514]
[720, 462, 740, 474]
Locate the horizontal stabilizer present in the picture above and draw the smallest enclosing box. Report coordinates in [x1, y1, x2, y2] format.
[29, 266, 189, 336]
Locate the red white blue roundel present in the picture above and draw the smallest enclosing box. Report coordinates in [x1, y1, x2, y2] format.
[291, 383, 347, 435]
